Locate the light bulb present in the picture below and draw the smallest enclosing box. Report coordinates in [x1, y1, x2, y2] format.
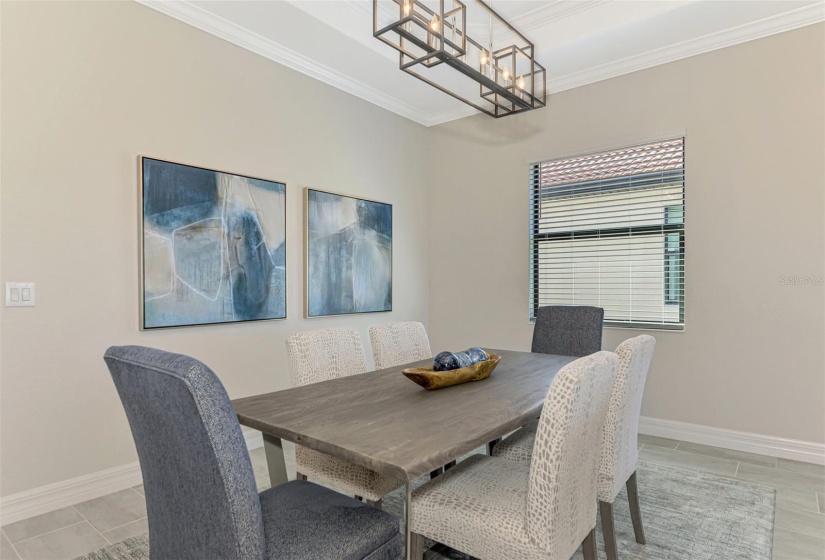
[430, 15, 439, 31]
[502, 66, 510, 81]
[480, 50, 488, 65]
[402, 1, 411, 16]
[517, 75, 526, 90]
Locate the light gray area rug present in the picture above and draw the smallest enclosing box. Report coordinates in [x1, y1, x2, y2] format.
[76, 460, 774, 560]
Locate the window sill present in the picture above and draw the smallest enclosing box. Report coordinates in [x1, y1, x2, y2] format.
[528, 318, 685, 332]
[604, 322, 684, 332]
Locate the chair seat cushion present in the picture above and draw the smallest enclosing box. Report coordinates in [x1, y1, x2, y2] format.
[297, 447, 404, 502]
[410, 454, 549, 560]
[260, 480, 402, 560]
[492, 419, 538, 465]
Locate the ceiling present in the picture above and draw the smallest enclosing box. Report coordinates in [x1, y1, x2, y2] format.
[139, 0, 824, 126]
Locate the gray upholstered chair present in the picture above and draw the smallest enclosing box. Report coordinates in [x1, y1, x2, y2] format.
[409, 352, 619, 560]
[493, 335, 657, 560]
[104, 345, 402, 560]
[369, 321, 432, 370]
[482, 305, 604, 455]
[285, 329, 404, 505]
[531, 305, 604, 356]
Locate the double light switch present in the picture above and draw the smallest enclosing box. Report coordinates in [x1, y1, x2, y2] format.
[6, 283, 35, 307]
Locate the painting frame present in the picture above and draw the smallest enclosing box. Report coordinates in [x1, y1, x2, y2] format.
[139, 156, 288, 330]
[304, 187, 393, 318]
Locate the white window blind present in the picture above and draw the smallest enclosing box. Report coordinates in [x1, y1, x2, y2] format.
[529, 138, 685, 330]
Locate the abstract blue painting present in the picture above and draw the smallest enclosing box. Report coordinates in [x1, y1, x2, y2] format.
[140, 157, 286, 329]
[306, 189, 392, 317]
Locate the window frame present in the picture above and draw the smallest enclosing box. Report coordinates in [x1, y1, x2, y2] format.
[529, 139, 685, 331]
[663, 206, 684, 309]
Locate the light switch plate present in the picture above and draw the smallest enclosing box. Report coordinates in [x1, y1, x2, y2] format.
[6, 282, 35, 307]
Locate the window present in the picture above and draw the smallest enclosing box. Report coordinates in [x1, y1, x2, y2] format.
[529, 138, 685, 330]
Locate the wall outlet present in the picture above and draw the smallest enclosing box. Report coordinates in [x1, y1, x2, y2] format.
[6, 283, 35, 307]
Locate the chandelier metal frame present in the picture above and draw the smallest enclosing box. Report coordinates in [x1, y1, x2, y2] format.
[373, 0, 546, 118]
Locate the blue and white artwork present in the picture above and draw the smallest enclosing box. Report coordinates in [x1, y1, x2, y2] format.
[306, 189, 392, 317]
[141, 157, 286, 329]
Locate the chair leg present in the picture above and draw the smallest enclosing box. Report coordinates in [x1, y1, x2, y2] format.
[600, 500, 619, 560]
[410, 531, 425, 560]
[486, 438, 501, 455]
[627, 470, 647, 545]
[296, 471, 307, 481]
[367, 498, 383, 509]
[581, 528, 597, 560]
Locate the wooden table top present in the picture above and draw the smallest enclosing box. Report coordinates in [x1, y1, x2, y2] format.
[232, 349, 576, 481]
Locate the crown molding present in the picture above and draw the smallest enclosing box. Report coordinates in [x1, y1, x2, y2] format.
[510, 0, 610, 33]
[426, 105, 480, 127]
[136, 0, 823, 128]
[136, 0, 436, 126]
[548, 3, 825, 96]
[464, 1, 610, 48]
[341, 0, 373, 17]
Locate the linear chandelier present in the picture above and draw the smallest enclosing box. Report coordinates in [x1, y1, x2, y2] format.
[373, 0, 546, 118]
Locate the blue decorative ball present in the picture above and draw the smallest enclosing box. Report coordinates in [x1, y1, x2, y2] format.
[466, 347, 488, 363]
[433, 351, 461, 371]
[454, 352, 473, 368]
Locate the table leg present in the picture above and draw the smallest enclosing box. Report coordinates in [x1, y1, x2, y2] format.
[405, 480, 412, 560]
[263, 433, 289, 486]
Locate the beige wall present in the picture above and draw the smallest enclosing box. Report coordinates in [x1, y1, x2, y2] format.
[0, 1, 431, 496]
[1, 1, 822, 500]
[427, 24, 825, 444]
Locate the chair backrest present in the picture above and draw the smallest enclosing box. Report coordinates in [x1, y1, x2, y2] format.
[104, 346, 264, 560]
[597, 335, 656, 501]
[285, 328, 367, 387]
[526, 351, 618, 558]
[531, 305, 604, 357]
[369, 321, 432, 370]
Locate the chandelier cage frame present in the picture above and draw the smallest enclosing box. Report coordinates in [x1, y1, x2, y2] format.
[373, 0, 547, 118]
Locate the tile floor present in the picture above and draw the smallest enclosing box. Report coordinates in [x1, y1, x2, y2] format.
[1, 438, 823, 560]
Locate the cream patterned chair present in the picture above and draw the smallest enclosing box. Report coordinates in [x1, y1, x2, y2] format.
[369, 321, 432, 370]
[409, 351, 619, 560]
[369, 321, 453, 478]
[285, 328, 404, 506]
[493, 335, 656, 560]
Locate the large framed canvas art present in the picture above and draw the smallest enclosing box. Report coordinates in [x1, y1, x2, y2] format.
[305, 188, 392, 317]
[140, 157, 287, 329]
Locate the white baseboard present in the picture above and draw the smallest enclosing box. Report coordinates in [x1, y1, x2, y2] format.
[0, 461, 143, 527]
[639, 416, 825, 465]
[0, 430, 265, 527]
[4, 420, 822, 526]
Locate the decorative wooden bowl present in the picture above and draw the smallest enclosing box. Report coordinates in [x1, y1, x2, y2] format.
[403, 353, 502, 390]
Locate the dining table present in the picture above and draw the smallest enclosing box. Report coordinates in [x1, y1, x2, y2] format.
[231, 348, 576, 560]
